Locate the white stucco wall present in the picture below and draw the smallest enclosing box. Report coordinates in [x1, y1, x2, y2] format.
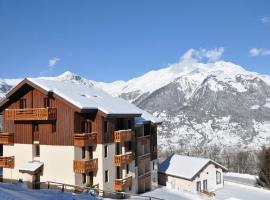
[3, 144, 75, 185]
[93, 143, 116, 192]
[192, 163, 224, 192]
[3, 144, 33, 182]
[36, 145, 75, 185]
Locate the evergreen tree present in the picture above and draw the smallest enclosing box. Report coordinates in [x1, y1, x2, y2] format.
[258, 146, 270, 188]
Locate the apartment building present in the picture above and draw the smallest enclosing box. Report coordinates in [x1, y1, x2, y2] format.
[0, 78, 161, 194]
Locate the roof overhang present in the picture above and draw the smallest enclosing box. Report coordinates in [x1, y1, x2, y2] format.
[106, 113, 141, 118]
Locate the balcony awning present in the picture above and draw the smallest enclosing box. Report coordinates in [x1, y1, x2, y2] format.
[19, 161, 43, 175]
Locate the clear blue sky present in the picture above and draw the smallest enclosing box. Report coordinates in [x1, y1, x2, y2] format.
[0, 0, 269, 82]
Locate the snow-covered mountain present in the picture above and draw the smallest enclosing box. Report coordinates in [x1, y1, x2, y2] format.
[1, 59, 270, 152]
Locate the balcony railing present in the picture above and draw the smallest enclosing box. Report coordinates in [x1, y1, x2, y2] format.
[0, 133, 14, 145]
[4, 108, 57, 121]
[138, 171, 151, 182]
[137, 153, 151, 161]
[114, 152, 134, 166]
[137, 135, 150, 145]
[74, 132, 97, 147]
[0, 156, 15, 168]
[114, 129, 134, 143]
[73, 158, 98, 173]
[114, 176, 132, 192]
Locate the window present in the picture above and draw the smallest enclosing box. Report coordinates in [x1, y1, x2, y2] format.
[105, 170, 109, 182]
[81, 121, 92, 133]
[52, 122, 56, 133]
[126, 164, 129, 174]
[116, 143, 120, 155]
[196, 181, 201, 192]
[116, 167, 121, 179]
[153, 162, 155, 170]
[88, 146, 93, 159]
[104, 145, 108, 158]
[34, 144, 40, 157]
[44, 97, 50, 108]
[85, 121, 92, 133]
[19, 99, 26, 109]
[203, 180, 208, 191]
[126, 141, 132, 151]
[216, 171, 221, 184]
[82, 173, 86, 184]
[104, 121, 108, 133]
[127, 120, 132, 129]
[82, 147, 85, 159]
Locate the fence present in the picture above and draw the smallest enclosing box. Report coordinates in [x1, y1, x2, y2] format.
[34, 181, 165, 200]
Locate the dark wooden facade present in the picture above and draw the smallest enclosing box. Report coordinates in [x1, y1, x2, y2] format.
[0, 82, 144, 147]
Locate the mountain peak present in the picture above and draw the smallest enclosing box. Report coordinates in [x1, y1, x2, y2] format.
[58, 71, 80, 80]
[56, 71, 94, 86]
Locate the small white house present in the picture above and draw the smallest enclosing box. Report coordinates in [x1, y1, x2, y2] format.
[158, 155, 227, 193]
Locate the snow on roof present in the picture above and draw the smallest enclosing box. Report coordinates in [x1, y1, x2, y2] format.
[28, 78, 142, 115]
[158, 154, 227, 180]
[25, 78, 161, 123]
[19, 161, 43, 173]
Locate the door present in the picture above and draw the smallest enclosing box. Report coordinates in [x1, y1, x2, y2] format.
[203, 180, 208, 191]
[116, 167, 121, 179]
[196, 181, 201, 192]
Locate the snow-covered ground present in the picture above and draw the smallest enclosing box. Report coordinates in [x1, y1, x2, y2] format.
[1, 181, 270, 200]
[0, 182, 99, 200]
[131, 182, 270, 200]
[215, 181, 270, 200]
[138, 187, 204, 200]
[224, 172, 258, 186]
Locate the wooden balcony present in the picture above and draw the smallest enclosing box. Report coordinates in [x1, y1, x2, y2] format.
[138, 171, 151, 182]
[74, 132, 97, 147]
[4, 108, 57, 121]
[114, 176, 132, 192]
[114, 129, 134, 143]
[73, 158, 98, 173]
[137, 153, 151, 161]
[137, 135, 150, 145]
[0, 156, 15, 168]
[0, 133, 14, 145]
[114, 152, 134, 166]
